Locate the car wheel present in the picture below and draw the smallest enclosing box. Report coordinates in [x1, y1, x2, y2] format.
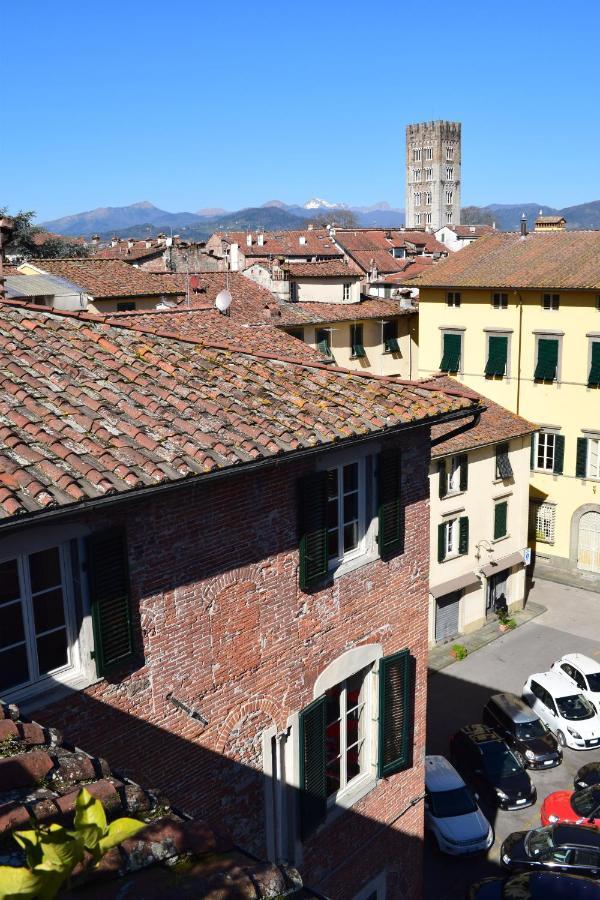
[556, 730, 567, 747]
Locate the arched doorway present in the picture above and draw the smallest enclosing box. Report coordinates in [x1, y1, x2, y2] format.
[578, 510, 600, 573]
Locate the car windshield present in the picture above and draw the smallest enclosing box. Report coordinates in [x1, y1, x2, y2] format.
[587, 672, 600, 693]
[482, 743, 521, 777]
[429, 786, 477, 818]
[556, 693, 596, 720]
[525, 826, 554, 857]
[515, 719, 546, 740]
[572, 786, 600, 818]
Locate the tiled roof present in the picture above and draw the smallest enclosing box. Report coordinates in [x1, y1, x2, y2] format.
[423, 376, 537, 457]
[373, 258, 436, 283]
[444, 225, 496, 238]
[535, 216, 566, 224]
[215, 229, 342, 257]
[93, 245, 165, 262]
[0, 700, 303, 899]
[25, 259, 184, 299]
[415, 231, 600, 290]
[0, 302, 476, 520]
[31, 232, 86, 246]
[335, 228, 447, 255]
[105, 307, 328, 361]
[283, 259, 363, 278]
[172, 271, 280, 322]
[276, 297, 416, 326]
[341, 250, 417, 275]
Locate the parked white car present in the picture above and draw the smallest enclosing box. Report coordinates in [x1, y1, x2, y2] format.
[551, 653, 600, 714]
[424, 755, 493, 855]
[523, 671, 600, 750]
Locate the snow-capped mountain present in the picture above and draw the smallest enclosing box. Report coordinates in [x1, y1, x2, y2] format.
[303, 197, 349, 210]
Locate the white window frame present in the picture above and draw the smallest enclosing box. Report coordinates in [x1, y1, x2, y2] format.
[414, 168, 422, 182]
[446, 146, 454, 161]
[323, 668, 370, 806]
[425, 147, 433, 161]
[446, 455, 462, 495]
[446, 190, 453, 205]
[413, 148, 422, 162]
[416, 213, 421, 225]
[542, 293, 560, 311]
[531, 501, 556, 544]
[446, 291, 461, 307]
[587, 437, 600, 479]
[425, 191, 432, 205]
[492, 292, 508, 309]
[343, 282, 351, 301]
[443, 517, 460, 560]
[534, 431, 556, 472]
[0, 535, 96, 705]
[425, 166, 433, 180]
[414, 191, 421, 206]
[446, 167, 454, 180]
[318, 447, 379, 578]
[426, 213, 432, 225]
[446, 212, 452, 223]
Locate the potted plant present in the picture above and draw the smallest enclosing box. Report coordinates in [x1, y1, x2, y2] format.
[450, 643, 468, 661]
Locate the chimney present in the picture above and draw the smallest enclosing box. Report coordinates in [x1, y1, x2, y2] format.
[246, 233, 253, 247]
[520, 213, 528, 238]
[299, 235, 307, 246]
[257, 232, 265, 246]
[307, 223, 314, 230]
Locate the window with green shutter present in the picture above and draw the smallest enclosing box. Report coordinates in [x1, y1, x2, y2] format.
[383, 320, 399, 353]
[576, 438, 589, 478]
[378, 650, 413, 777]
[459, 516, 469, 555]
[440, 332, 461, 372]
[534, 338, 559, 381]
[298, 471, 329, 591]
[588, 342, 600, 387]
[438, 460, 447, 499]
[87, 530, 135, 677]
[553, 434, 565, 475]
[378, 449, 404, 560]
[485, 335, 508, 377]
[459, 454, 468, 491]
[437, 522, 447, 562]
[494, 501, 508, 540]
[316, 328, 333, 359]
[496, 443, 514, 479]
[298, 696, 327, 839]
[350, 323, 366, 358]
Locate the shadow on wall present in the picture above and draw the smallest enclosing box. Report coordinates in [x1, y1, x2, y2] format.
[11, 666, 515, 900]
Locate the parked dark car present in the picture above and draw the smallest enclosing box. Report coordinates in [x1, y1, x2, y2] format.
[483, 692, 562, 769]
[450, 724, 536, 811]
[467, 870, 600, 899]
[501, 823, 600, 878]
[576, 762, 600, 791]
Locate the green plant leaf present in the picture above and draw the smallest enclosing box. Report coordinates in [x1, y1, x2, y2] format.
[35, 825, 83, 874]
[12, 830, 42, 870]
[98, 818, 144, 854]
[74, 788, 107, 852]
[0, 864, 43, 899]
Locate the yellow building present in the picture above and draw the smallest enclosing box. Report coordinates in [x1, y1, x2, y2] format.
[416, 230, 600, 590]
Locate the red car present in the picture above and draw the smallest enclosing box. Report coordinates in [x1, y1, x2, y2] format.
[541, 784, 600, 827]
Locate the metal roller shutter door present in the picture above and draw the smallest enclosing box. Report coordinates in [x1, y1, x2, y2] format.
[435, 591, 460, 643]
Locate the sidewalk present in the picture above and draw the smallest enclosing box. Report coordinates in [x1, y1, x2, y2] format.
[428, 598, 546, 672]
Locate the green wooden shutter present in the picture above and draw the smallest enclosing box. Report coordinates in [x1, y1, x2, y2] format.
[530, 435, 536, 470]
[438, 460, 447, 499]
[440, 333, 461, 372]
[496, 442, 513, 479]
[459, 516, 469, 555]
[437, 522, 446, 563]
[378, 450, 403, 560]
[87, 530, 135, 677]
[553, 434, 565, 475]
[378, 649, 412, 777]
[298, 472, 328, 591]
[494, 501, 508, 540]
[588, 343, 600, 387]
[298, 696, 327, 839]
[485, 335, 508, 376]
[534, 338, 558, 380]
[576, 438, 589, 478]
[459, 454, 468, 491]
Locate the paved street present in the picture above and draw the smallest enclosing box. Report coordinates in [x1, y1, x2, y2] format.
[424, 577, 600, 899]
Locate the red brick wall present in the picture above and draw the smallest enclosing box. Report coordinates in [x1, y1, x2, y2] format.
[33, 428, 431, 899]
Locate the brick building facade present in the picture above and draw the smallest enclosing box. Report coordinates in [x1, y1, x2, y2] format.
[0, 302, 477, 898]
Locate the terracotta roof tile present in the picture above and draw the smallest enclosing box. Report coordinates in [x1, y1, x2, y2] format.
[423, 375, 537, 456]
[335, 228, 447, 255]
[415, 230, 600, 290]
[276, 297, 416, 326]
[283, 259, 363, 278]
[0, 301, 475, 520]
[216, 228, 342, 257]
[25, 259, 184, 299]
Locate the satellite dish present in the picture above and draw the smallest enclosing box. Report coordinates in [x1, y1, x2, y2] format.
[215, 289, 232, 314]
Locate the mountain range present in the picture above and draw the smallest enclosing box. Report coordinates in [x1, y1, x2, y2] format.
[39, 198, 600, 240]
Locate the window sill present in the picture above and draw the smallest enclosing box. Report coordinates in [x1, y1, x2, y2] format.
[325, 773, 378, 825]
[442, 489, 465, 500]
[492, 534, 510, 544]
[442, 552, 465, 563]
[332, 550, 379, 580]
[8, 669, 101, 715]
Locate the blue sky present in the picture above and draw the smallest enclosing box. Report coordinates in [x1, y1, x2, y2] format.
[4, 0, 600, 221]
